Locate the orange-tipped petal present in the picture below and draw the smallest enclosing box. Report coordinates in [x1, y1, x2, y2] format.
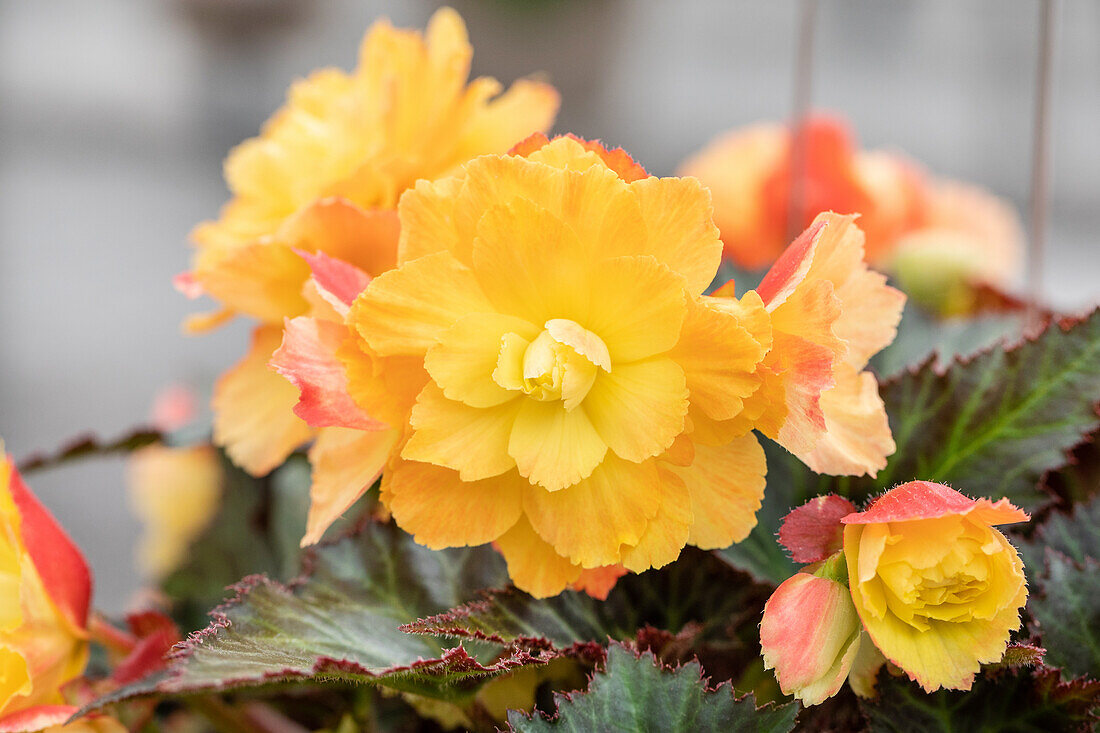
[296, 250, 372, 315]
[571, 565, 628, 600]
[271, 317, 382, 430]
[778, 494, 858, 564]
[278, 198, 399, 279]
[798, 365, 895, 477]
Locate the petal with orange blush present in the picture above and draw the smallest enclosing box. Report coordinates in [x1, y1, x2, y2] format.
[571, 565, 628, 600]
[296, 250, 371, 315]
[841, 481, 1029, 527]
[302, 426, 399, 546]
[194, 242, 311, 323]
[669, 433, 766, 550]
[213, 326, 314, 476]
[496, 515, 581, 599]
[387, 462, 525, 550]
[271, 317, 382, 430]
[278, 198, 399, 279]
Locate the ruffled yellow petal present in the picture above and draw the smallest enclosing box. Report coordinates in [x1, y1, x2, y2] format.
[403, 383, 521, 481]
[454, 79, 560, 163]
[425, 312, 540, 408]
[195, 242, 310, 323]
[619, 469, 693, 573]
[349, 251, 493, 356]
[339, 339, 428, 428]
[397, 176, 464, 265]
[212, 326, 313, 476]
[508, 400, 607, 491]
[523, 456, 661, 568]
[584, 357, 688, 463]
[669, 433, 767, 550]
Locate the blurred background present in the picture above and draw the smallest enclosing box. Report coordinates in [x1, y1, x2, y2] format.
[1, 0, 1097, 612]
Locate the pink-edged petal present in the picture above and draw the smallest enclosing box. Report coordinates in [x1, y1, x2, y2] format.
[778, 494, 858, 564]
[270, 317, 382, 430]
[5, 457, 91, 630]
[0, 705, 78, 733]
[296, 249, 372, 315]
[756, 219, 825, 309]
[841, 481, 1029, 526]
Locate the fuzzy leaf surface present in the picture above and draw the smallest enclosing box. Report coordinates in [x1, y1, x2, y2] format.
[1029, 552, 1100, 679]
[861, 666, 1100, 732]
[866, 309, 1100, 509]
[89, 522, 518, 710]
[506, 645, 796, 732]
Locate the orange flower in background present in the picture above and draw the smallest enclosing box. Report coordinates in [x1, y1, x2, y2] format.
[0, 453, 93, 731]
[179, 7, 559, 477]
[275, 134, 905, 597]
[762, 482, 1029, 704]
[679, 114, 1023, 299]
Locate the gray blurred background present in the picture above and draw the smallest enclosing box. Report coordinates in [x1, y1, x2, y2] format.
[1, 0, 1097, 613]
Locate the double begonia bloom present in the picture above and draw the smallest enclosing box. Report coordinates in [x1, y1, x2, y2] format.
[0, 454, 92, 731]
[179, 7, 559, 476]
[678, 115, 1023, 298]
[762, 482, 1029, 704]
[275, 133, 905, 597]
[843, 481, 1029, 693]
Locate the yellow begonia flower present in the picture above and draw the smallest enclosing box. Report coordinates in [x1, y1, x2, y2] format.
[126, 445, 222, 580]
[275, 134, 905, 597]
[180, 7, 559, 478]
[843, 481, 1029, 693]
[0, 454, 91, 730]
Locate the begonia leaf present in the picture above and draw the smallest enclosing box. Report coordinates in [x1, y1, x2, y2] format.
[864, 308, 1100, 509]
[506, 644, 796, 732]
[402, 549, 768, 656]
[861, 665, 1100, 732]
[17, 427, 162, 473]
[869, 302, 1026, 379]
[1028, 551, 1100, 680]
[85, 521, 525, 714]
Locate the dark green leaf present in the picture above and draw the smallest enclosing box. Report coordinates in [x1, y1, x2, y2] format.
[870, 303, 1026, 379]
[403, 549, 768, 654]
[1029, 551, 1100, 679]
[862, 665, 1100, 732]
[506, 644, 796, 732]
[863, 308, 1100, 509]
[89, 522, 524, 712]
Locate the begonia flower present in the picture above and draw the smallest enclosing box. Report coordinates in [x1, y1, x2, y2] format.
[843, 481, 1029, 693]
[179, 7, 559, 476]
[762, 481, 1029, 704]
[678, 115, 1023, 299]
[274, 134, 905, 597]
[0, 452, 92, 731]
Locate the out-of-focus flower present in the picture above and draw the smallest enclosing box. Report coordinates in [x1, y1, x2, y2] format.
[843, 481, 1028, 693]
[0, 452, 92, 731]
[679, 115, 1023, 304]
[764, 482, 1030, 704]
[275, 134, 904, 597]
[126, 445, 222, 581]
[180, 7, 559, 477]
[760, 561, 862, 705]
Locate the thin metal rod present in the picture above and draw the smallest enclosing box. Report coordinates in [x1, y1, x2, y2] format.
[1028, 0, 1056, 323]
[788, 0, 818, 243]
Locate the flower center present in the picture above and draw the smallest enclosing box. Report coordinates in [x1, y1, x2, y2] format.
[493, 319, 610, 410]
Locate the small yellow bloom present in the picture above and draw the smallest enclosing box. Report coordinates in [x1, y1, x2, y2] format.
[843, 481, 1029, 693]
[0, 454, 91, 728]
[126, 445, 222, 581]
[181, 8, 559, 478]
